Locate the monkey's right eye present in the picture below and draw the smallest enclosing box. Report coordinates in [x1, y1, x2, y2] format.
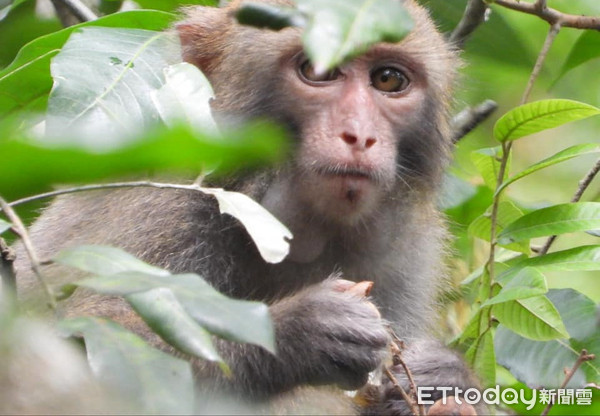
[299, 60, 341, 83]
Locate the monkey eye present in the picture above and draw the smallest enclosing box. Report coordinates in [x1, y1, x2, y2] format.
[370, 67, 410, 93]
[299, 60, 341, 83]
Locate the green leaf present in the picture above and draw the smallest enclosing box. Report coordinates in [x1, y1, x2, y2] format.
[496, 143, 600, 196]
[73, 271, 276, 354]
[46, 27, 181, 146]
[498, 245, 600, 284]
[0, 10, 176, 120]
[470, 146, 510, 190]
[495, 289, 600, 387]
[468, 200, 529, 254]
[55, 245, 169, 277]
[492, 295, 569, 341]
[482, 267, 547, 306]
[151, 62, 218, 134]
[493, 99, 600, 142]
[0, 218, 10, 234]
[297, 0, 413, 73]
[202, 188, 292, 264]
[0, 122, 287, 199]
[59, 316, 195, 414]
[465, 330, 496, 386]
[127, 288, 227, 368]
[556, 31, 600, 83]
[497, 202, 600, 245]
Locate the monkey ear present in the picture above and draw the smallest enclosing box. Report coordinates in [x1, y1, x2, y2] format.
[175, 7, 232, 75]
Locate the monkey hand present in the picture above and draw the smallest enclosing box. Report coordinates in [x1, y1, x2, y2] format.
[270, 278, 390, 391]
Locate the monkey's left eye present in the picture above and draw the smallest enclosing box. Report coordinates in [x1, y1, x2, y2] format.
[371, 67, 410, 93]
[299, 60, 341, 83]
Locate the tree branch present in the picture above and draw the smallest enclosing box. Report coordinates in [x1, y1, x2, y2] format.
[450, 0, 489, 48]
[491, 0, 600, 31]
[50, 0, 97, 27]
[539, 156, 600, 255]
[451, 100, 498, 143]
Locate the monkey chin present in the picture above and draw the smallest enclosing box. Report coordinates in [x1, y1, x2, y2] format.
[309, 174, 382, 226]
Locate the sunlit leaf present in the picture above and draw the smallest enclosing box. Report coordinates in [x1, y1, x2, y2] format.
[0, 10, 176, 120]
[482, 267, 547, 306]
[297, 0, 413, 73]
[492, 295, 569, 341]
[468, 200, 529, 254]
[498, 202, 600, 244]
[59, 317, 195, 414]
[151, 62, 218, 134]
[498, 245, 600, 284]
[470, 147, 510, 190]
[493, 99, 600, 142]
[465, 329, 496, 386]
[496, 143, 600, 196]
[46, 27, 181, 148]
[202, 188, 292, 263]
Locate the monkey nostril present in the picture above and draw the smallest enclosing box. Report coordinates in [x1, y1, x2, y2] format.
[341, 132, 358, 145]
[365, 138, 376, 148]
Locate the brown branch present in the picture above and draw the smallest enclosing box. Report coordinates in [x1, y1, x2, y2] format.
[521, 23, 561, 105]
[0, 197, 56, 309]
[0, 238, 16, 295]
[387, 332, 425, 416]
[384, 368, 421, 416]
[452, 100, 498, 143]
[541, 349, 596, 416]
[450, 0, 489, 48]
[492, 0, 600, 31]
[539, 156, 600, 255]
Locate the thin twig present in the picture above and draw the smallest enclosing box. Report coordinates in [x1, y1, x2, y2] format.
[384, 368, 421, 416]
[521, 23, 561, 105]
[0, 238, 16, 295]
[492, 0, 600, 30]
[0, 197, 56, 309]
[451, 100, 498, 143]
[539, 156, 600, 255]
[450, 0, 489, 48]
[9, 181, 207, 208]
[387, 331, 425, 415]
[540, 350, 596, 416]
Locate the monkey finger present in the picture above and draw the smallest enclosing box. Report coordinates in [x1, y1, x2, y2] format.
[330, 278, 359, 292]
[346, 281, 374, 297]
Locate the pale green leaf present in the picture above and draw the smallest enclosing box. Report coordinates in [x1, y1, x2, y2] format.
[59, 317, 194, 414]
[482, 267, 547, 306]
[465, 330, 496, 386]
[0, 218, 10, 234]
[493, 99, 600, 142]
[492, 295, 569, 341]
[498, 202, 600, 244]
[496, 143, 600, 196]
[470, 147, 510, 190]
[468, 200, 529, 254]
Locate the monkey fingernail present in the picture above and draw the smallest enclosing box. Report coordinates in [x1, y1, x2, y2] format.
[346, 281, 374, 297]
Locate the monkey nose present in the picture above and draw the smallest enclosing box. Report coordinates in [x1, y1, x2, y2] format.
[340, 132, 377, 149]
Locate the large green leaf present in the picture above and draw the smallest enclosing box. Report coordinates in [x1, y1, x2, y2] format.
[498, 245, 600, 284]
[128, 288, 226, 367]
[497, 202, 600, 245]
[495, 289, 600, 387]
[470, 146, 511, 190]
[496, 143, 600, 196]
[555, 31, 600, 83]
[0, 10, 176, 120]
[465, 329, 496, 386]
[297, 0, 413, 72]
[482, 267, 547, 307]
[56, 263, 276, 354]
[0, 122, 286, 199]
[46, 27, 181, 146]
[492, 295, 569, 341]
[59, 317, 195, 414]
[493, 99, 600, 142]
[468, 200, 529, 254]
[55, 245, 169, 277]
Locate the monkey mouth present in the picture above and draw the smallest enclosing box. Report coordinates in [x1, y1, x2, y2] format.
[315, 165, 377, 182]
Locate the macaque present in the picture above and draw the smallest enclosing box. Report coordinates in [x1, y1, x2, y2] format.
[14, 0, 481, 414]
